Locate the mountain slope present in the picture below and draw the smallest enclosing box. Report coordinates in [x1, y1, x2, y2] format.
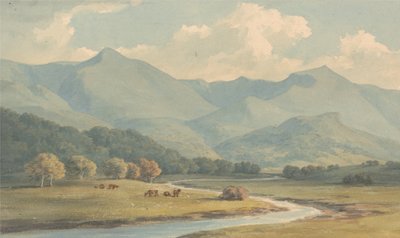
[186, 66, 400, 144]
[215, 113, 400, 167]
[188, 96, 296, 145]
[1, 48, 217, 128]
[115, 118, 222, 160]
[0, 61, 110, 130]
[58, 48, 216, 122]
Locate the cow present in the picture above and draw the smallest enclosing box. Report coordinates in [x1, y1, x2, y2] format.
[144, 189, 159, 197]
[163, 191, 172, 197]
[108, 184, 119, 190]
[173, 189, 181, 197]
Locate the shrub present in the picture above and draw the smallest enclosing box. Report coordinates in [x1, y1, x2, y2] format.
[342, 173, 373, 185]
[219, 186, 249, 201]
[362, 160, 380, 167]
[386, 161, 400, 169]
[282, 165, 301, 178]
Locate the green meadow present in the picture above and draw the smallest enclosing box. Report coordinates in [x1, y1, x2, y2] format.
[0, 179, 276, 233]
[177, 179, 400, 238]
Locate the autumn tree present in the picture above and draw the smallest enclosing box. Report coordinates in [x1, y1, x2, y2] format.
[24, 153, 65, 187]
[126, 162, 141, 179]
[139, 158, 161, 183]
[103, 157, 128, 179]
[66, 155, 97, 180]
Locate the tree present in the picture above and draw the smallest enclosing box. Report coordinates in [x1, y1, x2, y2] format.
[66, 155, 97, 180]
[386, 161, 400, 169]
[214, 160, 234, 175]
[362, 160, 380, 167]
[234, 161, 261, 174]
[342, 173, 373, 185]
[193, 157, 217, 174]
[103, 158, 128, 179]
[282, 165, 301, 178]
[139, 158, 161, 183]
[126, 162, 141, 179]
[24, 153, 65, 187]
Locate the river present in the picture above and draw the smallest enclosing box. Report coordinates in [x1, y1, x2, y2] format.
[4, 178, 321, 238]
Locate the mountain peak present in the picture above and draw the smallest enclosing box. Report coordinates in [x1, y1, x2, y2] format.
[289, 65, 349, 85]
[97, 47, 126, 59]
[79, 47, 128, 67]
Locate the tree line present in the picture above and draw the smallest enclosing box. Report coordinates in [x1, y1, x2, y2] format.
[282, 160, 400, 186]
[25, 152, 162, 187]
[282, 164, 340, 178]
[1, 108, 261, 178]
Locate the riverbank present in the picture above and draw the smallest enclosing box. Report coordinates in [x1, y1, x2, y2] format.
[1, 206, 285, 234]
[0, 179, 282, 234]
[176, 179, 400, 238]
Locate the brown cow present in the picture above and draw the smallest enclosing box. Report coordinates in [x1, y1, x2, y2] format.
[144, 189, 159, 197]
[173, 189, 181, 197]
[108, 184, 119, 190]
[163, 191, 172, 197]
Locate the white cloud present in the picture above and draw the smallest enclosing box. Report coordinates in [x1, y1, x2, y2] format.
[340, 30, 390, 56]
[119, 3, 311, 81]
[173, 25, 211, 41]
[33, 2, 127, 48]
[315, 30, 400, 89]
[130, 0, 143, 7]
[25, 1, 140, 63]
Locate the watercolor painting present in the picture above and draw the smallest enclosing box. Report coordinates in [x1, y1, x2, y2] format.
[1, 1, 399, 237]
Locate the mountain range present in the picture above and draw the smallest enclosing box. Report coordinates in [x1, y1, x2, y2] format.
[1, 48, 399, 166]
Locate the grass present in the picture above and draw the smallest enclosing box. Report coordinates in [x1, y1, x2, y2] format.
[176, 179, 400, 238]
[0, 179, 276, 233]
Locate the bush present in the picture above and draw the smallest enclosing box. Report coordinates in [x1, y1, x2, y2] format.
[234, 161, 261, 174]
[327, 164, 340, 171]
[386, 161, 400, 169]
[282, 165, 301, 178]
[362, 160, 380, 167]
[219, 186, 249, 201]
[342, 173, 373, 185]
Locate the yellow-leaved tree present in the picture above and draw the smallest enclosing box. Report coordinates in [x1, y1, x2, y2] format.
[126, 162, 141, 180]
[24, 153, 65, 187]
[139, 158, 161, 183]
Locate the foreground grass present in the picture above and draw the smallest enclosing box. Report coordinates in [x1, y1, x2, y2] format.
[177, 179, 400, 238]
[0, 179, 276, 233]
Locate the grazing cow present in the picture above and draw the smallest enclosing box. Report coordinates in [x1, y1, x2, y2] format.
[108, 184, 119, 190]
[144, 189, 159, 197]
[173, 189, 181, 197]
[163, 191, 172, 197]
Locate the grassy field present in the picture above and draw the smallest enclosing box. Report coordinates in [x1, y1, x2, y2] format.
[0, 179, 277, 233]
[177, 179, 400, 238]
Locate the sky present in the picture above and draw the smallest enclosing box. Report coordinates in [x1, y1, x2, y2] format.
[1, 0, 399, 89]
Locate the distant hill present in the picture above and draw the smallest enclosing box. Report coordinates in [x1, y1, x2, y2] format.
[215, 113, 400, 167]
[115, 118, 222, 160]
[186, 66, 400, 145]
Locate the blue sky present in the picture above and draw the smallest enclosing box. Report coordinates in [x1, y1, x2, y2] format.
[1, 0, 399, 89]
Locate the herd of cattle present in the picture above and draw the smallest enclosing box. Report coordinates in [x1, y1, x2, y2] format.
[144, 189, 181, 197]
[94, 184, 182, 198]
[94, 184, 119, 189]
